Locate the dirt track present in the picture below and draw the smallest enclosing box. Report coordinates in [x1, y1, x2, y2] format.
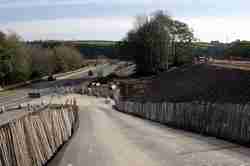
[46, 95, 250, 166]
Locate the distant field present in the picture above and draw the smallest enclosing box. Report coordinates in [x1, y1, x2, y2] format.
[193, 42, 214, 48]
[27, 40, 118, 58]
[68, 40, 117, 58]
[69, 40, 117, 46]
[211, 59, 250, 70]
[213, 59, 250, 64]
[72, 40, 116, 45]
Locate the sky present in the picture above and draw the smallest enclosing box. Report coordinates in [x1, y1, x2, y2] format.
[0, 0, 250, 42]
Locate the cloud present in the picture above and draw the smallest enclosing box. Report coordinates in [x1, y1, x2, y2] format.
[179, 16, 250, 42]
[1, 15, 250, 42]
[0, 0, 155, 9]
[0, 17, 134, 41]
[0, 0, 93, 8]
[1, 0, 250, 42]
[1, 0, 250, 24]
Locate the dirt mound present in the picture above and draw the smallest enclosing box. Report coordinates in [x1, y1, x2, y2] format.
[135, 64, 250, 103]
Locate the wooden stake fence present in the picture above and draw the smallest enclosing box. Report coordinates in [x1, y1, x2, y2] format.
[0, 104, 79, 166]
[115, 100, 250, 145]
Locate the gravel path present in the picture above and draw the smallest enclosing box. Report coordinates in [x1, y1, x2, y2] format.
[46, 95, 250, 166]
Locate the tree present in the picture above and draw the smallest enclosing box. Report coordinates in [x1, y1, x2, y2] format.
[225, 40, 250, 59]
[121, 10, 194, 74]
[124, 11, 172, 74]
[0, 33, 31, 84]
[170, 20, 194, 65]
[0, 31, 5, 44]
[5, 33, 31, 83]
[53, 45, 83, 72]
[28, 46, 53, 78]
[11, 46, 31, 82]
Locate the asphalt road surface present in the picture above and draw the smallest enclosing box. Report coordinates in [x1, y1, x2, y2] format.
[47, 95, 250, 166]
[0, 63, 119, 109]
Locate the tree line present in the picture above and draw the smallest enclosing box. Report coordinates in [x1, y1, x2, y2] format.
[0, 32, 83, 86]
[192, 40, 250, 60]
[27, 40, 117, 59]
[225, 40, 250, 59]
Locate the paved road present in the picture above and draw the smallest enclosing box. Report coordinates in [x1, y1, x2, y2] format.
[0, 63, 119, 109]
[48, 95, 250, 166]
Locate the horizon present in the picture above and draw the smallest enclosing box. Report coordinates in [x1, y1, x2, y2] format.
[0, 0, 250, 42]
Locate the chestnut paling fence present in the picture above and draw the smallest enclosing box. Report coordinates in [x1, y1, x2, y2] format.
[0, 104, 79, 166]
[79, 84, 250, 145]
[83, 85, 115, 98]
[115, 99, 250, 144]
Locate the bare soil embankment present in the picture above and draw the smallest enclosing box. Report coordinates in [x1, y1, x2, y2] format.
[122, 64, 250, 103]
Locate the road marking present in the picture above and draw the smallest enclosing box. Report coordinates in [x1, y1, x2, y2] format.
[57, 64, 108, 80]
[0, 91, 26, 100]
[0, 63, 114, 109]
[0, 95, 28, 106]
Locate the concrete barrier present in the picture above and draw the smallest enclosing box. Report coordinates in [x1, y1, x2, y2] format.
[0, 66, 91, 92]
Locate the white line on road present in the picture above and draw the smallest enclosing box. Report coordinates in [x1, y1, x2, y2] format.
[0, 95, 28, 106]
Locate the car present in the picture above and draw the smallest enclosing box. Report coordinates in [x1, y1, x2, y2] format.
[48, 75, 56, 81]
[198, 56, 208, 63]
[88, 70, 94, 76]
[0, 106, 5, 113]
[28, 90, 41, 98]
